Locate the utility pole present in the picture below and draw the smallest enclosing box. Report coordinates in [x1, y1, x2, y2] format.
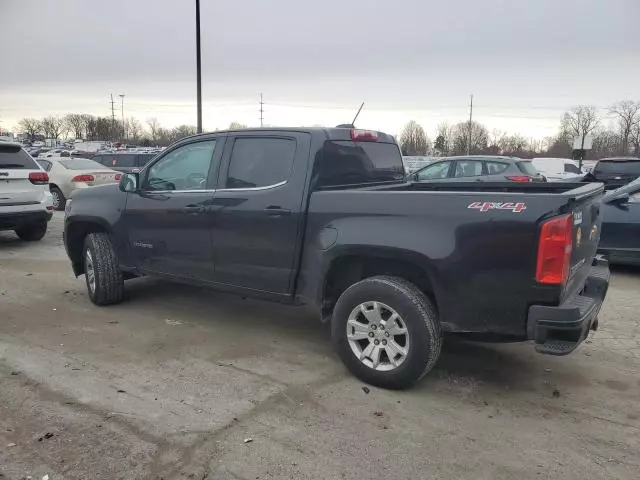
[467, 94, 474, 155]
[259, 93, 264, 127]
[195, 0, 203, 133]
[110, 94, 117, 141]
[119, 94, 126, 141]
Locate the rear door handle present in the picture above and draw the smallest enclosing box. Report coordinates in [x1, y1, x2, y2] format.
[264, 206, 291, 216]
[182, 205, 205, 214]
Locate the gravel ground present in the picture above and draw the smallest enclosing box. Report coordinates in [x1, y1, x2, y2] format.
[0, 212, 639, 479]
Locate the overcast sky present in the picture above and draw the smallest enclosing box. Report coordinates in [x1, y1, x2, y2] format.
[2, 0, 639, 138]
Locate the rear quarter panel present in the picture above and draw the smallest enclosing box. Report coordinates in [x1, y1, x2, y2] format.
[301, 189, 592, 336]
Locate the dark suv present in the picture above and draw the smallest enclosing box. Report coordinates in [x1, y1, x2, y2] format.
[91, 152, 156, 173]
[588, 157, 640, 190]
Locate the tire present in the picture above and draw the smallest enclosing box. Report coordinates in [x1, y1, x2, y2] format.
[331, 275, 442, 390]
[50, 186, 66, 211]
[83, 232, 124, 306]
[15, 221, 47, 241]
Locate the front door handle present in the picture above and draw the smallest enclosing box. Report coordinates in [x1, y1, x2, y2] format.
[264, 206, 291, 216]
[182, 205, 205, 214]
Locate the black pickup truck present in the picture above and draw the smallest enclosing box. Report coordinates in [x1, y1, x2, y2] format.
[63, 127, 610, 389]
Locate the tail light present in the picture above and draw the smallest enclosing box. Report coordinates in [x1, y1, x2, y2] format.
[114, 174, 122, 181]
[72, 174, 95, 183]
[506, 175, 532, 182]
[29, 172, 49, 185]
[536, 214, 572, 285]
[350, 129, 378, 141]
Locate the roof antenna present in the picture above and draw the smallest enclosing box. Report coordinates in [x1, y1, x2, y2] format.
[336, 102, 364, 129]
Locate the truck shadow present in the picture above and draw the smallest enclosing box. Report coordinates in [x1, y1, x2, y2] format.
[124, 277, 573, 394]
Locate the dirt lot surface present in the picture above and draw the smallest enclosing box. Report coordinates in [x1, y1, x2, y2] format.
[1, 213, 639, 479]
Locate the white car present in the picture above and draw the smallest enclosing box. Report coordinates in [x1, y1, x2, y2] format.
[35, 157, 121, 210]
[0, 141, 54, 241]
[531, 157, 584, 181]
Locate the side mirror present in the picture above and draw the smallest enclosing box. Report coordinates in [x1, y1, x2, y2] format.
[411, 173, 419, 182]
[119, 172, 140, 192]
[608, 193, 630, 207]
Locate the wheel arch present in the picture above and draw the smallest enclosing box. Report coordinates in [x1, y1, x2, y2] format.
[320, 246, 440, 321]
[65, 217, 112, 276]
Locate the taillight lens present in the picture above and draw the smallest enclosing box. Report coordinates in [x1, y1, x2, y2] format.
[506, 175, 532, 182]
[350, 129, 378, 141]
[72, 174, 95, 183]
[114, 174, 122, 181]
[29, 172, 49, 185]
[536, 214, 573, 284]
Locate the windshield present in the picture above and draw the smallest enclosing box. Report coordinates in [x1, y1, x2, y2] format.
[318, 141, 405, 187]
[59, 159, 106, 170]
[594, 160, 640, 175]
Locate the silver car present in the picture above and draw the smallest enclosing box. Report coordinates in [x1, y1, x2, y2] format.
[36, 157, 121, 210]
[411, 155, 545, 183]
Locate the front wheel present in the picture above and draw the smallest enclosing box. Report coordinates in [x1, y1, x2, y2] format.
[83, 232, 124, 306]
[331, 276, 442, 389]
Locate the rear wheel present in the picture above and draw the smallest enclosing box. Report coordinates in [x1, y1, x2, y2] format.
[83, 232, 124, 306]
[50, 186, 66, 211]
[15, 221, 47, 241]
[332, 275, 442, 389]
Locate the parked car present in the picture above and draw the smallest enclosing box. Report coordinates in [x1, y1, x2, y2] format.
[91, 152, 157, 173]
[64, 127, 609, 389]
[411, 155, 545, 183]
[0, 141, 54, 240]
[597, 177, 640, 265]
[532, 157, 584, 181]
[586, 157, 640, 190]
[36, 157, 121, 210]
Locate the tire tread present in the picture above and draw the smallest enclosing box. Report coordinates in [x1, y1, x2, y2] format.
[84, 232, 124, 306]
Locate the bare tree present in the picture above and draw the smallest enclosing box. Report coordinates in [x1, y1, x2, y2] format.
[499, 134, 529, 155]
[433, 122, 452, 156]
[560, 105, 600, 149]
[40, 116, 66, 140]
[168, 125, 197, 143]
[64, 113, 87, 140]
[228, 122, 247, 130]
[147, 118, 161, 142]
[591, 127, 622, 158]
[630, 123, 640, 156]
[126, 117, 143, 142]
[451, 121, 488, 155]
[399, 120, 429, 155]
[80, 114, 95, 139]
[18, 118, 42, 139]
[609, 100, 640, 155]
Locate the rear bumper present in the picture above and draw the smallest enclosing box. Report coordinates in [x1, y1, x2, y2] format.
[0, 210, 53, 230]
[527, 255, 610, 355]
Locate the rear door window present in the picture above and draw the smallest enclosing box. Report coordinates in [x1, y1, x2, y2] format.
[453, 160, 484, 178]
[0, 145, 39, 169]
[226, 137, 296, 189]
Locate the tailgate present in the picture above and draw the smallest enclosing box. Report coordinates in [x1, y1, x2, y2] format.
[0, 170, 43, 206]
[563, 187, 604, 301]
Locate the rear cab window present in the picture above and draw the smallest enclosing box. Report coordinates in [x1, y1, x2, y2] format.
[318, 141, 405, 187]
[0, 145, 40, 169]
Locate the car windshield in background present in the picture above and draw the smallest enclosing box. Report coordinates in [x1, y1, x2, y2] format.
[595, 160, 640, 174]
[319, 141, 405, 187]
[517, 161, 538, 176]
[0, 145, 39, 169]
[59, 159, 106, 170]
